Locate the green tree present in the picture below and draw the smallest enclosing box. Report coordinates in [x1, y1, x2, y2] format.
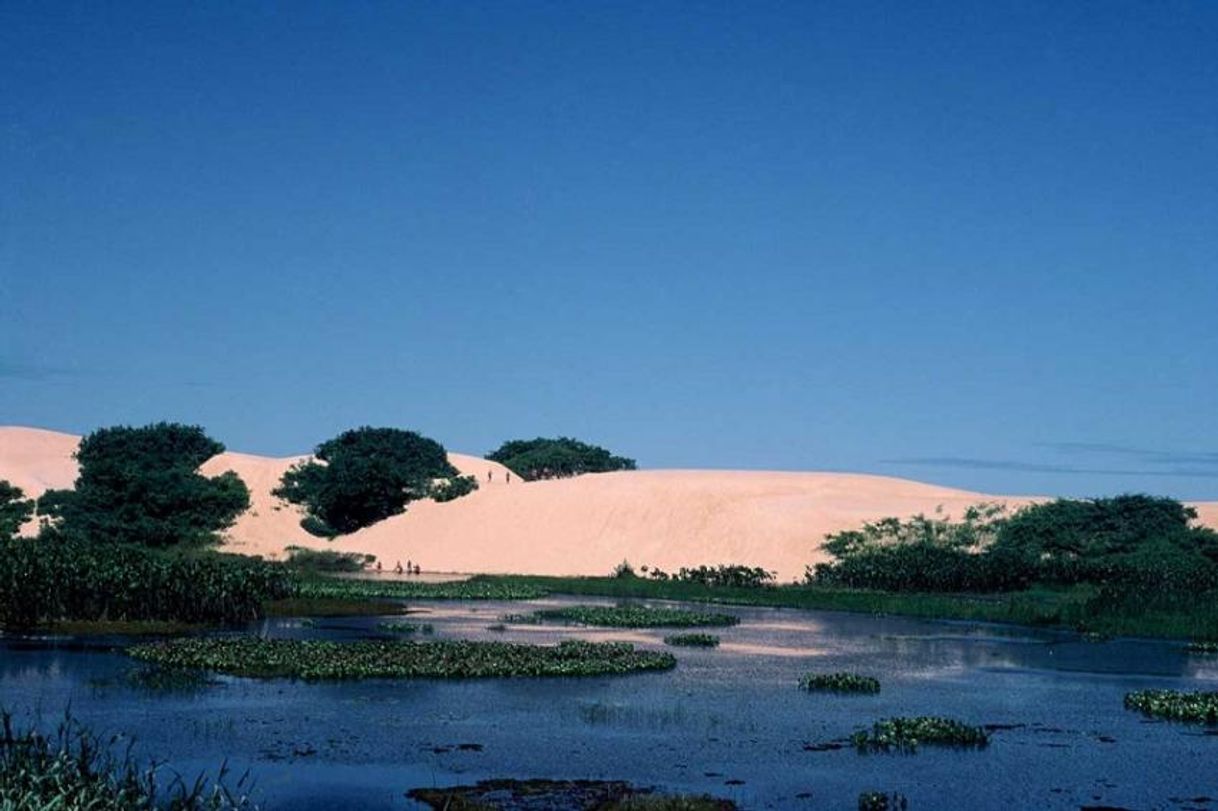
[993, 494, 1213, 563]
[485, 437, 636, 481]
[36, 423, 249, 548]
[0, 481, 34, 540]
[274, 426, 458, 535]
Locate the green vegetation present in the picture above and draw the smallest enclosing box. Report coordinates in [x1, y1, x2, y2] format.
[378, 621, 419, 634]
[0, 711, 254, 809]
[800, 672, 881, 694]
[858, 792, 908, 811]
[37, 423, 249, 548]
[505, 604, 739, 628]
[407, 780, 736, 811]
[664, 633, 720, 647]
[263, 596, 409, 618]
[1186, 640, 1218, 654]
[0, 481, 33, 541]
[851, 717, 989, 753]
[273, 426, 459, 535]
[296, 575, 547, 601]
[646, 564, 775, 588]
[0, 537, 293, 630]
[812, 496, 1218, 595]
[430, 474, 479, 503]
[486, 437, 636, 481]
[473, 574, 1218, 640]
[283, 546, 375, 573]
[1124, 689, 1218, 723]
[128, 637, 676, 680]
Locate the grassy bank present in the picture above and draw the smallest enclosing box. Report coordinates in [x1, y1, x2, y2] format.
[129, 637, 676, 680]
[471, 575, 1218, 641]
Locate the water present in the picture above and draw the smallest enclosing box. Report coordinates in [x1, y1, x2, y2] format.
[3, 596, 1217, 810]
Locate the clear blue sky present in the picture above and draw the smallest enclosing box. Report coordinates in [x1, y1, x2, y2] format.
[2, 2, 1216, 498]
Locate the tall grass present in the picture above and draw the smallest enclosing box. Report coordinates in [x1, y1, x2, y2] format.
[0, 711, 255, 810]
[0, 539, 294, 629]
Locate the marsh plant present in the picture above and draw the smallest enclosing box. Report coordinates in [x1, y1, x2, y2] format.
[800, 672, 881, 695]
[506, 604, 739, 628]
[851, 717, 989, 753]
[129, 637, 676, 680]
[296, 576, 547, 602]
[0, 711, 255, 810]
[1185, 641, 1218, 654]
[663, 633, 720, 648]
[1124, 689, 1218, 723]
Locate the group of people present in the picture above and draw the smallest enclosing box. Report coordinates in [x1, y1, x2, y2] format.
[376, 560, 421, 575]
[487, 469, 511, 483]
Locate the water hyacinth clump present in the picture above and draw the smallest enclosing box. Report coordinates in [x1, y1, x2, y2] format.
[664, 633, 721, 648]
[128, 637, 676, 680]
[1124, 689, 1218, 723]
[507, 604, 739, 628]
[858, 792, 908, 811]
[0, 711, 254, 810]
[1186, 641, 1218, 654]
[800, 672, 881, 695]
[851, 717, 989, 753]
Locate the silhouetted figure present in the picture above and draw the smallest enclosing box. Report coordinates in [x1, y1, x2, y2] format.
[376, 560, 382, 572]
[394, 561, 404, 574]
[413, 563, 421, 575]
[406, 559, 412, 574]
[506, 471, 511, 483]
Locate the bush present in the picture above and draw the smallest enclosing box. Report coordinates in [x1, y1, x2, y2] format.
[1124, 689, 1218, 723]
[486, 437, 636, 481]
[649, 564, 775, 588]
[0, 481, 33, 541]
[37, 423, 250, 548]
[664, 633, 720, 648]
[274, 427, 458, 534]
[431, 474, 478, 503]
[0, 534, 295, 629]
[284, 547, 374, 573]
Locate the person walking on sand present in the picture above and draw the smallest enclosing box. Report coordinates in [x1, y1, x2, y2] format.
[487, 469, 493, 483]
[406, 559, 412, 575]
[395, 561, 404, 574]
[413, 563, 421, 575]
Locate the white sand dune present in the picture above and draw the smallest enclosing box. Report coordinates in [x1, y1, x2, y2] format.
[3, 426, 1215, 581]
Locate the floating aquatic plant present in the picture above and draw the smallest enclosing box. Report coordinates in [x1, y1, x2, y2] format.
[1124, 689, 1218, 723]
[851, 717, 989, 753]
[664, 633, 720, 647]
[800, 672, 880, 695]
[129, 637, 676, 680]
[505, 604, 739, 628]
[858, 791, 908, 811]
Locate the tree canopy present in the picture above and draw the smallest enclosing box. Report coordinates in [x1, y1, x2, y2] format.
[485, 437, 636, 481]
[273, 426, 459, 535]
[36, 423, 250, 548]
[0, 481, 34, 541]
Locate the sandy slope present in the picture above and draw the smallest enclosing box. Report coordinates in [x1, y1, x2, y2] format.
[3, 426, 1215, 581]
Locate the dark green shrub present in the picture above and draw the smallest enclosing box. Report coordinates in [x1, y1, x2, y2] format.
[650, 564, 775, 588]
[274, 427, 458, 534]
[486, 437, 636, 481]
[284, 547, 374, 573]
[0, 482, 33, 541]
[37, 423, 250, 548]
[858, 792, 907, 811]
[431, 474, 478, 503]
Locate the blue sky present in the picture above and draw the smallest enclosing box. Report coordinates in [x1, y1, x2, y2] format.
[2, 2, 1216, 498]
